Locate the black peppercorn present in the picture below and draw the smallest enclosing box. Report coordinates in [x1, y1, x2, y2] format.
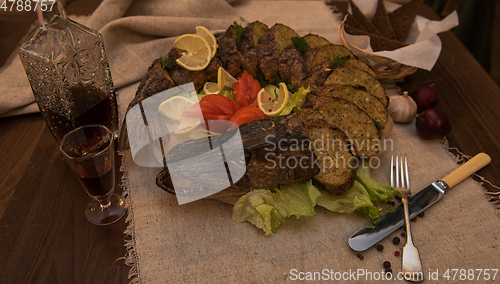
[383, 261, 391, 268]
[376, 244, 384, 251]
[393, 236, 400, 245]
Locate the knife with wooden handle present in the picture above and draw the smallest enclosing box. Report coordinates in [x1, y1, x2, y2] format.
[348, 153, 491, 252]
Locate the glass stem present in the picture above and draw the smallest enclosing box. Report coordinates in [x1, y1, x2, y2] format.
[98, 199, 112, 210]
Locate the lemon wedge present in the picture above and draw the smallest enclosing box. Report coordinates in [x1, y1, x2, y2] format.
[174, 116, 200, 135]
[257, 82, 290, 116]
[217, 66, 238, 91]
[173, 34, 211, 71]
[195, 26, 217, 59]
[203, 82, 220, 95]
[158, 95, 195, 121]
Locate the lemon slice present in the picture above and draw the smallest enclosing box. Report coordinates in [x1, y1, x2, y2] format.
[175, 116, 200, 135]
[195, 26, 217, 59]
[217, 66, 238, 91]
[173, 34, 211, 71]
[257, 82, 290, 116]
[203, 82, 220, 95]
[158, 95, 195, 121]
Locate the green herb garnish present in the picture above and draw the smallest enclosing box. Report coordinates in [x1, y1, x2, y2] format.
[159, 55, 174, 70]
[330, 55, 348, 68]
[234, 21, 245, 46]
[291, 36, 310, 53]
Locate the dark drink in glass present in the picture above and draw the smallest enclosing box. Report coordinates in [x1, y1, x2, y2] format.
[60, 125, 125, 226]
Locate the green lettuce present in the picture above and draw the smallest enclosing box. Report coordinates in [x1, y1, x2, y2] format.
[233, 160, 401, 234]
[316, 181, 382, 219]
[232, 180, 321, 235]
[356, 159, 402, 202]
[279, 87, 310, 116]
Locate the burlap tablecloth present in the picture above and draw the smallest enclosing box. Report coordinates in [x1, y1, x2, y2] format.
[2, 0, 499, 283]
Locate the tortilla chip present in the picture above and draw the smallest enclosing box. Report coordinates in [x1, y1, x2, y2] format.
[372, 0, 397, 40]
[389, 0, 425, 41]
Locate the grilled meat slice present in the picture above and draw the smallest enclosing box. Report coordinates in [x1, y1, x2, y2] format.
[303, 98, 380, 159]
[167, 48, 207, 90]
[238, 21, 269, 78]
[118, 59, 176, 150]
[203, 56, 223, 83]
[279, 34, 331, 90]
[324, 66, 388, 107]
[278, 44, 303, 88]
[342, 58, 376, 77]
[258, 23, 299, 84]
[304, 119, 357, 195]
[217, 25, 244, 77]
[156, 114, 320, 204]
[306, 85, 388, 130]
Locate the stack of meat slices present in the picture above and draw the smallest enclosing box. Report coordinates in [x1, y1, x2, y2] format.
[121, 20, 390, 203]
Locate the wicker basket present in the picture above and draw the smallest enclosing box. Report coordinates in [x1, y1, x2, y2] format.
[338, 19, 417, 80]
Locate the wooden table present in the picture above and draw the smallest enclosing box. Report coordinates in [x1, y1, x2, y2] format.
[1, 2, 499, 284]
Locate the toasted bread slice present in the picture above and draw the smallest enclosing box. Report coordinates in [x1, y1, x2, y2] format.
[303, 98, 380, 159]
[324, 66, 388, 107]
[258, 23, 299, 83]
[349, 0, 383, 37]
[304, 119, 357, 195]
[389, 0, 425, 41]
[372, 0, 397, 40]
[344, 23, 407, 52]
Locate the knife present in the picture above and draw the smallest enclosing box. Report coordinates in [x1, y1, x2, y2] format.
[349, 153, 491, 252]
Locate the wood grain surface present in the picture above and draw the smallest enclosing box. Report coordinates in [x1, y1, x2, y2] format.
[0, 2, 499, 284]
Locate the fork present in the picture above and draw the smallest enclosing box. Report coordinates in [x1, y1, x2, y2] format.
[391, 155, 424, 282]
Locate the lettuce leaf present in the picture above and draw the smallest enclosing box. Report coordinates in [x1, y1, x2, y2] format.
[316, 181, 382, 219]
[232, 180, 321, 235]
[356, 159, 402, 202]
[233, 160, 400, 233]
[279, 87, 310, 116]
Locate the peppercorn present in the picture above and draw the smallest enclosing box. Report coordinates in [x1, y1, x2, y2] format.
[356, 253, 364, 260]
[376, 244, 384, 251]
[385, 268, 393, 274]
[411, 216, 417, 222]
[401, 231, 406, 237]
[393, 236, 400, 245]
[383, 261, 391, 268]
[418, 211, 425, 217]
[394, 250, 400, 257]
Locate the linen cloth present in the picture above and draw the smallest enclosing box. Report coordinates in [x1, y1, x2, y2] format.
[2, 0, 499, 283]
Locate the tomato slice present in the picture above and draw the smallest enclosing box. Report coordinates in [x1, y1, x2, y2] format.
[239, 71, 261, 102]
[200, 94, 240, 116]
[232, 71, 261, 106]
[229, 106, 266, 128]
[232, 81, 248, 107]
[201, 114, 233, 133]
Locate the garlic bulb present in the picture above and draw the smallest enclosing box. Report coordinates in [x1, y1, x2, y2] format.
[387, 91, 417, 123]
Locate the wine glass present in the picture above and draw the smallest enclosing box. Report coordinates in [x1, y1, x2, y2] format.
[60, 124, 126, 226]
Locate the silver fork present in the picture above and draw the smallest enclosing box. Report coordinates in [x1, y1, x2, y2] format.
[391, 155, 424, 282]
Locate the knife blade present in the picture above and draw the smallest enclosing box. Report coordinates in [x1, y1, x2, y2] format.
[349, 153, 491, 251]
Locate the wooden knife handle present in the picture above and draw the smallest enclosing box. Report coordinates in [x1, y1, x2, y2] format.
[441, 153, 491, 188]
